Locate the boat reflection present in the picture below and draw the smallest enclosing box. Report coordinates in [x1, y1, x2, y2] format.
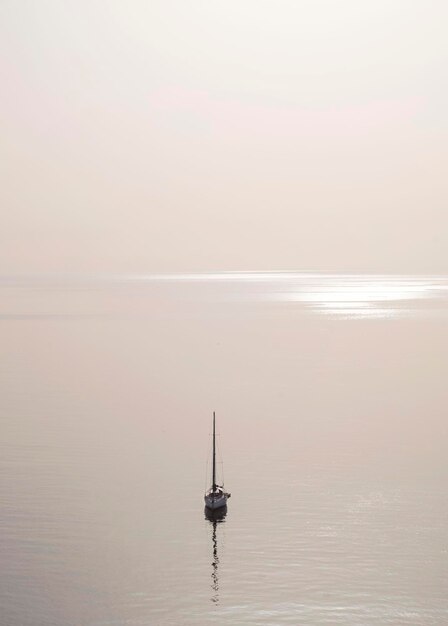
[204, 505, 227, 603]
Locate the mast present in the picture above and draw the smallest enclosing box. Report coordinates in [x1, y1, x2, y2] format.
[212, 411, 216, 492]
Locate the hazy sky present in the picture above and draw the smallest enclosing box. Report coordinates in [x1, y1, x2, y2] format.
[1, 1, 447, 274]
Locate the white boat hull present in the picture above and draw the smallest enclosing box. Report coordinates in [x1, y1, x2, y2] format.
[204, 493, 229, 510]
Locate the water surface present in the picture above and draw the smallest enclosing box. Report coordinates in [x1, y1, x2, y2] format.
[1, 273, 448, 625]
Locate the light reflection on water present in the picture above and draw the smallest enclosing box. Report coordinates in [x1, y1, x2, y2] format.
[2, 272, 448, 320]
[151, 272, 448, 319]
[267, 274, 448, 319]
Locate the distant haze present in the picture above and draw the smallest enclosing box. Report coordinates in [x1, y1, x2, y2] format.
[1, 1, 447, 273]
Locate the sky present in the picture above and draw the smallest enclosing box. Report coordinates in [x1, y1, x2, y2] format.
[1, 0, 447, 274]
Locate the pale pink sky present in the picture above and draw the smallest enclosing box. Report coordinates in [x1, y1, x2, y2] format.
[1, 1, 447, 273]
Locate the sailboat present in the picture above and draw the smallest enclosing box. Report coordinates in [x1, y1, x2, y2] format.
[204, 412, 231, 510]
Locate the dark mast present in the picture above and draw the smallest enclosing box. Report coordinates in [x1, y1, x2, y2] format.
[212, 411, 216, 493]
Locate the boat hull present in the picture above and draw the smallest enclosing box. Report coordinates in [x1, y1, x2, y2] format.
[204, 493, 229, 510]
[204, 504, 227, 521]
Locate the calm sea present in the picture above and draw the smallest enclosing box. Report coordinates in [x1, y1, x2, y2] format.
[1, 273, 448, 625]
